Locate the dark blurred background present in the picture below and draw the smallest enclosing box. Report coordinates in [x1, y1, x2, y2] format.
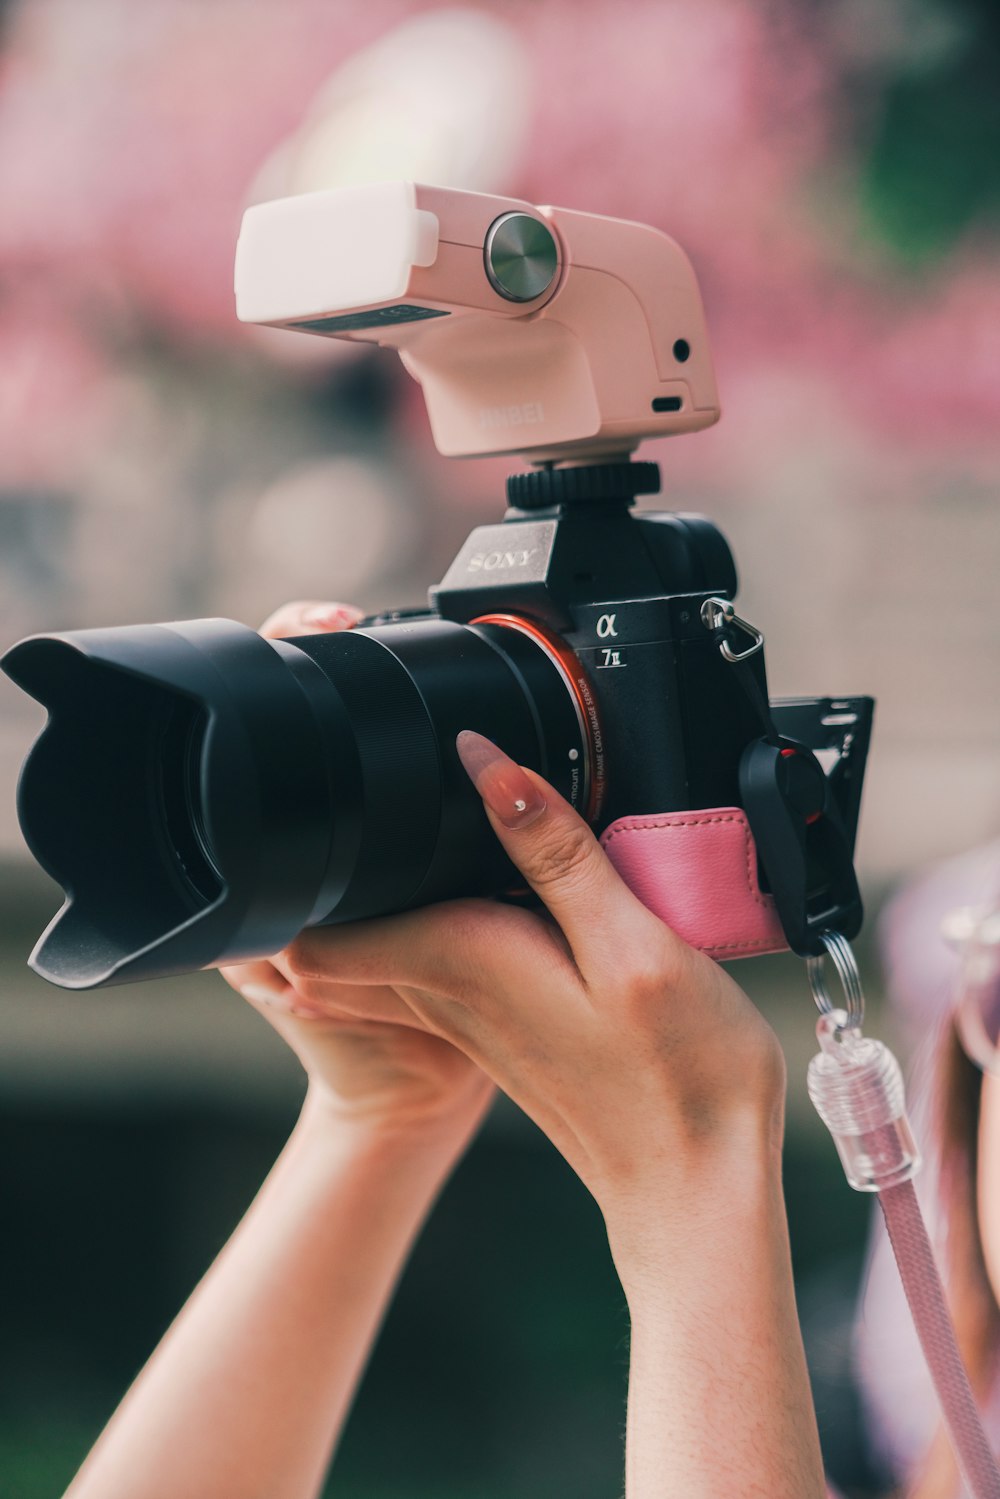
[0, 1, 998, 1494]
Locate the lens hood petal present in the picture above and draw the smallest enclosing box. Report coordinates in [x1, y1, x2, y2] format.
[2, 620, 337, 988]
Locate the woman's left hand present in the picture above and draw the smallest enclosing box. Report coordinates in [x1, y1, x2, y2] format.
[219, 601, 495, 1141]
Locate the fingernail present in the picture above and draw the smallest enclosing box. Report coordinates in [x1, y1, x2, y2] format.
[455, 730, 547, 830]
[301, 604, 363, 631]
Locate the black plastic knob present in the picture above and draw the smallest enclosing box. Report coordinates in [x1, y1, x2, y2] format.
[506, 462, 661, 510]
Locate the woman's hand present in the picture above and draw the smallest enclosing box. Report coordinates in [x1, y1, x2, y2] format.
[265, 733, 826, 1499]
[219, 602, 494, 1144]
[71, 610, 500, 1499]
[268, 728, 786, 1262]
[216, 706, 824, 1499]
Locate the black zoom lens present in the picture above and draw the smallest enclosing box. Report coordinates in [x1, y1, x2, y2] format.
[1, 615, 601, 990]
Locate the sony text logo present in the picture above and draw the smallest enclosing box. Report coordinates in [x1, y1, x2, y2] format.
[467, 548, 539, 573]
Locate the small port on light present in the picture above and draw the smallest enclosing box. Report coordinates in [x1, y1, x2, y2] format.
[652, 396, 683, 413]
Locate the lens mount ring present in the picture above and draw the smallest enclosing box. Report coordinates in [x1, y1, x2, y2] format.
[469, 612, 606, 822]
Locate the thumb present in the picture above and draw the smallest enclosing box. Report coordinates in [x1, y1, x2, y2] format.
[455, 729, 668, 974]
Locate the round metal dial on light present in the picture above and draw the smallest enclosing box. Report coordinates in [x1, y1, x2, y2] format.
[484, 212, 559, 303]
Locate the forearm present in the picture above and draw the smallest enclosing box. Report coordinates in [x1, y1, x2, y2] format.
[67, 1091, 476, 1499]
[611, 1130, 825, 1499]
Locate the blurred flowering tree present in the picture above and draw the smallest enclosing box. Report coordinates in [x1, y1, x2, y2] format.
[0, 0, 996, 461]
[0, 0, 996, 450]
[0, 0, 998, 870]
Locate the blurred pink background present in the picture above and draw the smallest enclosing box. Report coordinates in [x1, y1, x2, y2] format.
[0, 6, 998, 1496]
[2, 0, 997, 885]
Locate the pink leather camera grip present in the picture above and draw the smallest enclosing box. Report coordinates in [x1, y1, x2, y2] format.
[599, 808, 787, 960]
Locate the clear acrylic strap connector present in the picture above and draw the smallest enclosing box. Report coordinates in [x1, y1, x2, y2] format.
[805, 932, 921, 1193]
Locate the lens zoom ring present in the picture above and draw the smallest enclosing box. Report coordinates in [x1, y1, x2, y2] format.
[290, 631, 441, 919]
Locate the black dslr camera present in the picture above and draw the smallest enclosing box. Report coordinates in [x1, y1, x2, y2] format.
[2, 183, 872, 989]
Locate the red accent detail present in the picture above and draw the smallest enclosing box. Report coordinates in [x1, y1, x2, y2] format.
[779, 745, 823, 824]
[469, 612, 605, 823]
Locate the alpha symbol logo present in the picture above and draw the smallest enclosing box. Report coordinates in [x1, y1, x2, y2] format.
[596, 613, 618, 638]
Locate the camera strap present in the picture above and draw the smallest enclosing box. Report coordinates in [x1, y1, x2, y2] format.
[806, 938, 1000, 1499]
[703, 597, 1000, 1490]
[701, 598, 862, 958]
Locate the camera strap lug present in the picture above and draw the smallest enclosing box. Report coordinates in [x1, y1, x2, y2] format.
[700, 596, 779, 747]
[699, 597, 765, 665]
[701, 596, 864, 957]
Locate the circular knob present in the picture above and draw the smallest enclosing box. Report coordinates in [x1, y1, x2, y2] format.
[506, 462, 661, 509]
[484, 213, 558, 303]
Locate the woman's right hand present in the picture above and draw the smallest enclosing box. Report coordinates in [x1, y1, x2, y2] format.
[270, 732, 787, 1266]
[256, 731, 824, 1499]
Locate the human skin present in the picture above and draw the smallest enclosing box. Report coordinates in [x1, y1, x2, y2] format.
[65, 599, 826, 1499]
[977, 1071, 1000, 1304]
[64, 601, 496, 1499]
[272, 728, 826, 1499]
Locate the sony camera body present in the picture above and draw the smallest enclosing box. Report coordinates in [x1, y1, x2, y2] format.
[1, 184, 872, 989]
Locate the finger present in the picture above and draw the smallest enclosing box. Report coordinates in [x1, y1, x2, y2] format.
[268, 949, 438, 1030]
[223, 955, 432, 1031]
[280, 898, 578, 1027]
[454, 730, 684, 979]
[258, 600, 364, 640]
[218, 959, 322, 1017]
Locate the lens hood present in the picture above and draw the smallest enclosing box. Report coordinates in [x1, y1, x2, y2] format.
[2, 620, 340, 989]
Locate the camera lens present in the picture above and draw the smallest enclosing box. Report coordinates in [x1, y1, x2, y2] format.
[158, 703, 224, 907]
[2, 613, 600, 989]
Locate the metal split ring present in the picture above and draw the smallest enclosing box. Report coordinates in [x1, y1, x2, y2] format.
[806, 930, 865, 1032]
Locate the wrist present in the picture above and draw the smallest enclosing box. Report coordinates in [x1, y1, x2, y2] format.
[297, 1075, 493, 1163]
[603, 1112, 787, 1304]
